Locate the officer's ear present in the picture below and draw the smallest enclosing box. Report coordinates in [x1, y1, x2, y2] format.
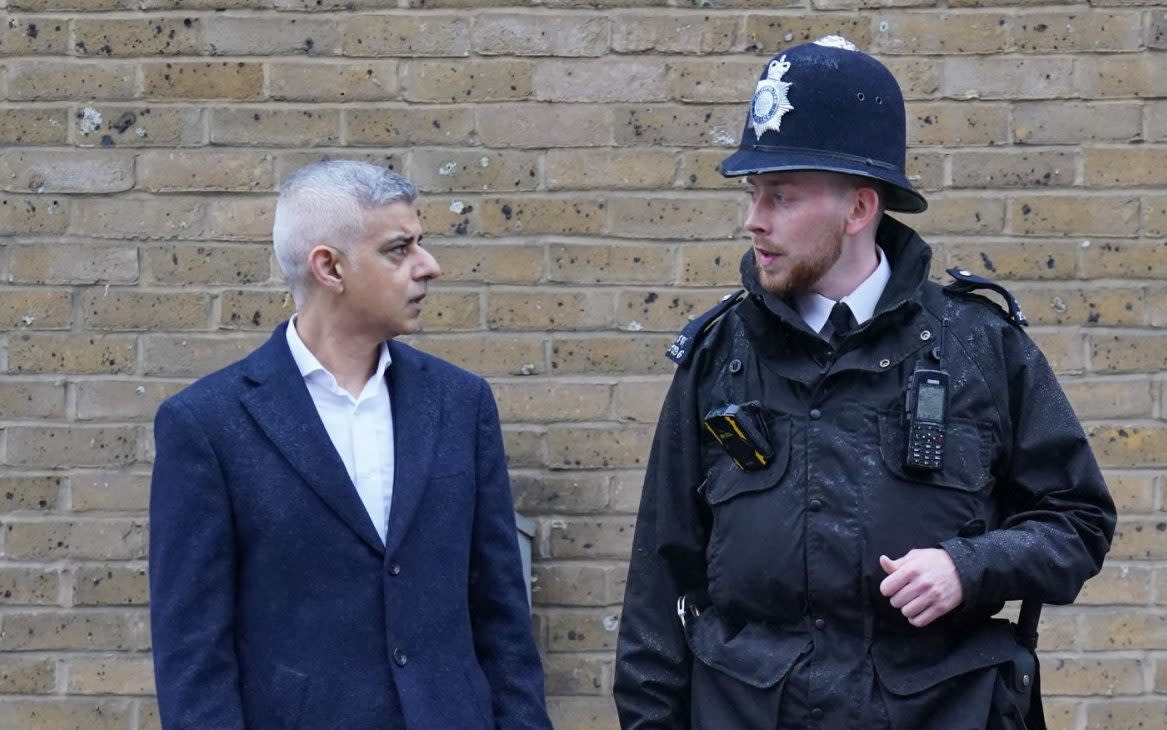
[307, 244, 346, 295]
[842, 184, 882, 236]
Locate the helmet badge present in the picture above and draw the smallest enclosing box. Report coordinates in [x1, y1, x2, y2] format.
[749, 55, 793, 139]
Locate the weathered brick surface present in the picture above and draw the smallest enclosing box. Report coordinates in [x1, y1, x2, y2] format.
[0, 3, 1162, 728]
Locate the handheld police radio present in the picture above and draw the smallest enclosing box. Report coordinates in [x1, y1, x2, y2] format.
[904, 368, 948, 471]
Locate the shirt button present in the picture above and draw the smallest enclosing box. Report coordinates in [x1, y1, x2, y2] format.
[389, 563, 401, 576]
[808, 499, 823, 512]
[814, 618, 826, 630]
[393, 648, 408, 666]
[811, 708, 824, 720]
[809, 408, 822, 419]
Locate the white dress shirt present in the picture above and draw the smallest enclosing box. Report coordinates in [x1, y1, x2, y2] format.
[794, 246, 892, 334]
[286, 316, 395, 545]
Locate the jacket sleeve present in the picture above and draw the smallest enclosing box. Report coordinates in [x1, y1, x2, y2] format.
[149, 398, 246, 730]
[941, 324, 1117, 607]
[613, 367, 711, 730]
[467, 379, 554, 730]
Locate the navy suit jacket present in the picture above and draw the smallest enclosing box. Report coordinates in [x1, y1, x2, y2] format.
[149, 323, 553, 730]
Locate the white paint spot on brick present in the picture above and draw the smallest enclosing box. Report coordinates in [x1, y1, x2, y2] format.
[624, 320, 644, 332]
[480, 156, 490, 167]
[449, 200, 465, 214]
[79, 106, 102, 134]
[438, 162, 458, 176]
[602, 615, 620, 631]
[710, 129, 736, 146]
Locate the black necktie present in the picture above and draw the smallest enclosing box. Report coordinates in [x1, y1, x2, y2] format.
[820, 301, 856, 349]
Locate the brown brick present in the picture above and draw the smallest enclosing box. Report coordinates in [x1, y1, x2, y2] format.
[907, 102, 1009, 146]
[533, 564, 618, 607]
[1, 149, 133, 194]
[75, 105, 204, 149]
[1013, 101, 1142, 144]
[906, 151, 944, 192]
[945, 239, 1076, 280]
[678, 241, 749, 287]
[1014, 286, 1143, 327]
[1082, 611, 1167, 651]
[0, 611, 135, 651]
[499, 426, 543, 470]
[403, 59, 533, 103]
[547, 149, 677, 190]
[550, 334, 674, 375]
[0, 107, 70, 145]
[546, 514, 637, 559]
[951, 149, 1075, 189]
[416, 289, 479, 332]
[1077, 563, 1153, 604]
[545, 607, 623, 650]
[1149, 101, 1167, 143]
[474, 14, 608, 56]
[1107, 516, 1167, 558]
[211, 107, 340, 147]
[745, 15, 869, 53]
[75, 380, 186, 422]
[427, 242, 542, 285]
[411, 334, 547, 377]
[274, 152, 405, 183]
[541, 653, 608, 695]
[0, 657, 55, 693]
[1076, 56, 1167, 98]
[1011, 196, 1138, 236]
[1029, 331, 1084, 373]
[141, 333, 266, 377]
[137, 150, 274, 192]
[82, 288, 208, 331]
[612, 377, 669, 423]
[1085, 146, 1167, 187]
[0, 699, 131, 730]
[1099, 471, 1156, 513]
[875, 12, 1008, 54]
[341, 14, 469, 57]
[1061, 377, 1154, 419]
[67, 656, 154, 694]
[546, 697, 620, 730]
[218, 289, 294, 330]
[0, 381, 66, 419]
[549, 242, 675, 285]
[0, 475, 62, 512]
[487, 289, 613, 331]
[1010, 11, 1143, 52]
[617, 288, 724, 332]
[477, 103, 610, 148]
[614, 104, 741, 147]
[914, 195, 1008, 235]
[491, 380, 611, 423]
[4, 426, 138, 468]
[607, 195, 742, 239]
[1159, 657, 1167, 692]
[0, 288, 72, 329]
[347, 106, 474, 146]
[0, 195, 69, 235]
[1080, 239, 1167, 278]
[1040, 655, 1144, 695]
[943, 57, 1075, 99]
[408, 149, 540, 194]
[0, 566, 58, 604]
[7, 334, 136, 375]
[511, 472, 609, 514]
[6, 60, 136, 100]
[613, 14, 738, 54]
[202, 16, 340, 55]
[680, 149, 741, 190]
[415, 195, 480, 237]
[138, 701, 161, 730]
[7, 0, 124, 7]
[1145, 195, 1167, 236]
[73, 17, 203, 57]
[535, 59, 668, 103]
[4, 518, 147, 560]
[1085, 700, 1167, 729]
[141, 61, 264, 100]
[69, 473, 151, 512]
[0, 15, 69, 55]
[609, 471, 646, 513]
[480, 196, 605, 237]
[1031, 610, 1077, 651]
[141, 244, 268, 287]
[270, 61, 400, 102]
[667, 58, 759, 104]
[205, 197, 276, 242]
[70, 196, 206, 239]
[1090, 335, 1167, 374]
[1150, 286, 1167, 328]
[546, 425, 653, 470]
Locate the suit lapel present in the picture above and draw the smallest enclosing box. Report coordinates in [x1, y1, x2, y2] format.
[240, 324, 385, 556]
[384, 340, 439, 558]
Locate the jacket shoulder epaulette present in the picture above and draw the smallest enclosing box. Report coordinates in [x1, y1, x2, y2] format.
[943, 267, 1028, 327]
[666, 290, 746, 365]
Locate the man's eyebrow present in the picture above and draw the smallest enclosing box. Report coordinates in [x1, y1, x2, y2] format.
[382, 232, 420, 245]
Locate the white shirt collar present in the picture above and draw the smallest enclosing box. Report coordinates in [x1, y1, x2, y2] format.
[285, 315, 392, 400]
[795, 246, 891, 333]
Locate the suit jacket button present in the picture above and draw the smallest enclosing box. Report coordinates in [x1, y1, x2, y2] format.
[394, 648, 408, 666]
[389, 563, 401, 575]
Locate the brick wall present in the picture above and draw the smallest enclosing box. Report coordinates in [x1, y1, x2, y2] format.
[0, 2, 1164, 729]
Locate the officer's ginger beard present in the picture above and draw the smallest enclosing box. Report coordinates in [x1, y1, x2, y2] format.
[753, 221, 845, 298]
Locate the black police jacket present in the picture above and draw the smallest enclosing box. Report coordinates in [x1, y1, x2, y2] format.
[613, 216, 1116, 730]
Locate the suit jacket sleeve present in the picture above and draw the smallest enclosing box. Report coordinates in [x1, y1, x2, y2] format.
[467, 379, 554, 730]
[149, 398, 246, 730]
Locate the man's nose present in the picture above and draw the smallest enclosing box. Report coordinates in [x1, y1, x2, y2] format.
[416, 247, 441, 280]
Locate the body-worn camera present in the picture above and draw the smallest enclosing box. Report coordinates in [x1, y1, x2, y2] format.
[703, 401, 772, 471]
[904, 368, 948, 471]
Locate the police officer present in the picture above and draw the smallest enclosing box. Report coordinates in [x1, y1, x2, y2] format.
[613, 36, 1115, 730]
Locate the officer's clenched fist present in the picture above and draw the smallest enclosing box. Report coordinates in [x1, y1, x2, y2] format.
[879, 549, 963, 628]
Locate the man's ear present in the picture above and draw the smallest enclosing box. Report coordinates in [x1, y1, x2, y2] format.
[843, 185, 881, 236]
[307, 245, 345, 294]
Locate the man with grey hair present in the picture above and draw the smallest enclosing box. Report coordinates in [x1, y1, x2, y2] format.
[149, 160, 553, 730]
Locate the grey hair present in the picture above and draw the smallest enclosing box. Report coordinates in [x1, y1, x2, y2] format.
[272, 160, 420, 307]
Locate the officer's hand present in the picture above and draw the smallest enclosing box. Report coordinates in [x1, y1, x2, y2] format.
[878, 549, 963, 628]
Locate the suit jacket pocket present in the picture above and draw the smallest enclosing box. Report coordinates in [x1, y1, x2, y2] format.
[267, 663, 309, 730]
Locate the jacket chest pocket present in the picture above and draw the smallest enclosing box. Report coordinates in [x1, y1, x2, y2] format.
[701, 416, 793, 506]
[877, 411, 992, 493]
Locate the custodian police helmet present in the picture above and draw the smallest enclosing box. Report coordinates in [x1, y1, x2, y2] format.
[719, 35, 927, 213]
